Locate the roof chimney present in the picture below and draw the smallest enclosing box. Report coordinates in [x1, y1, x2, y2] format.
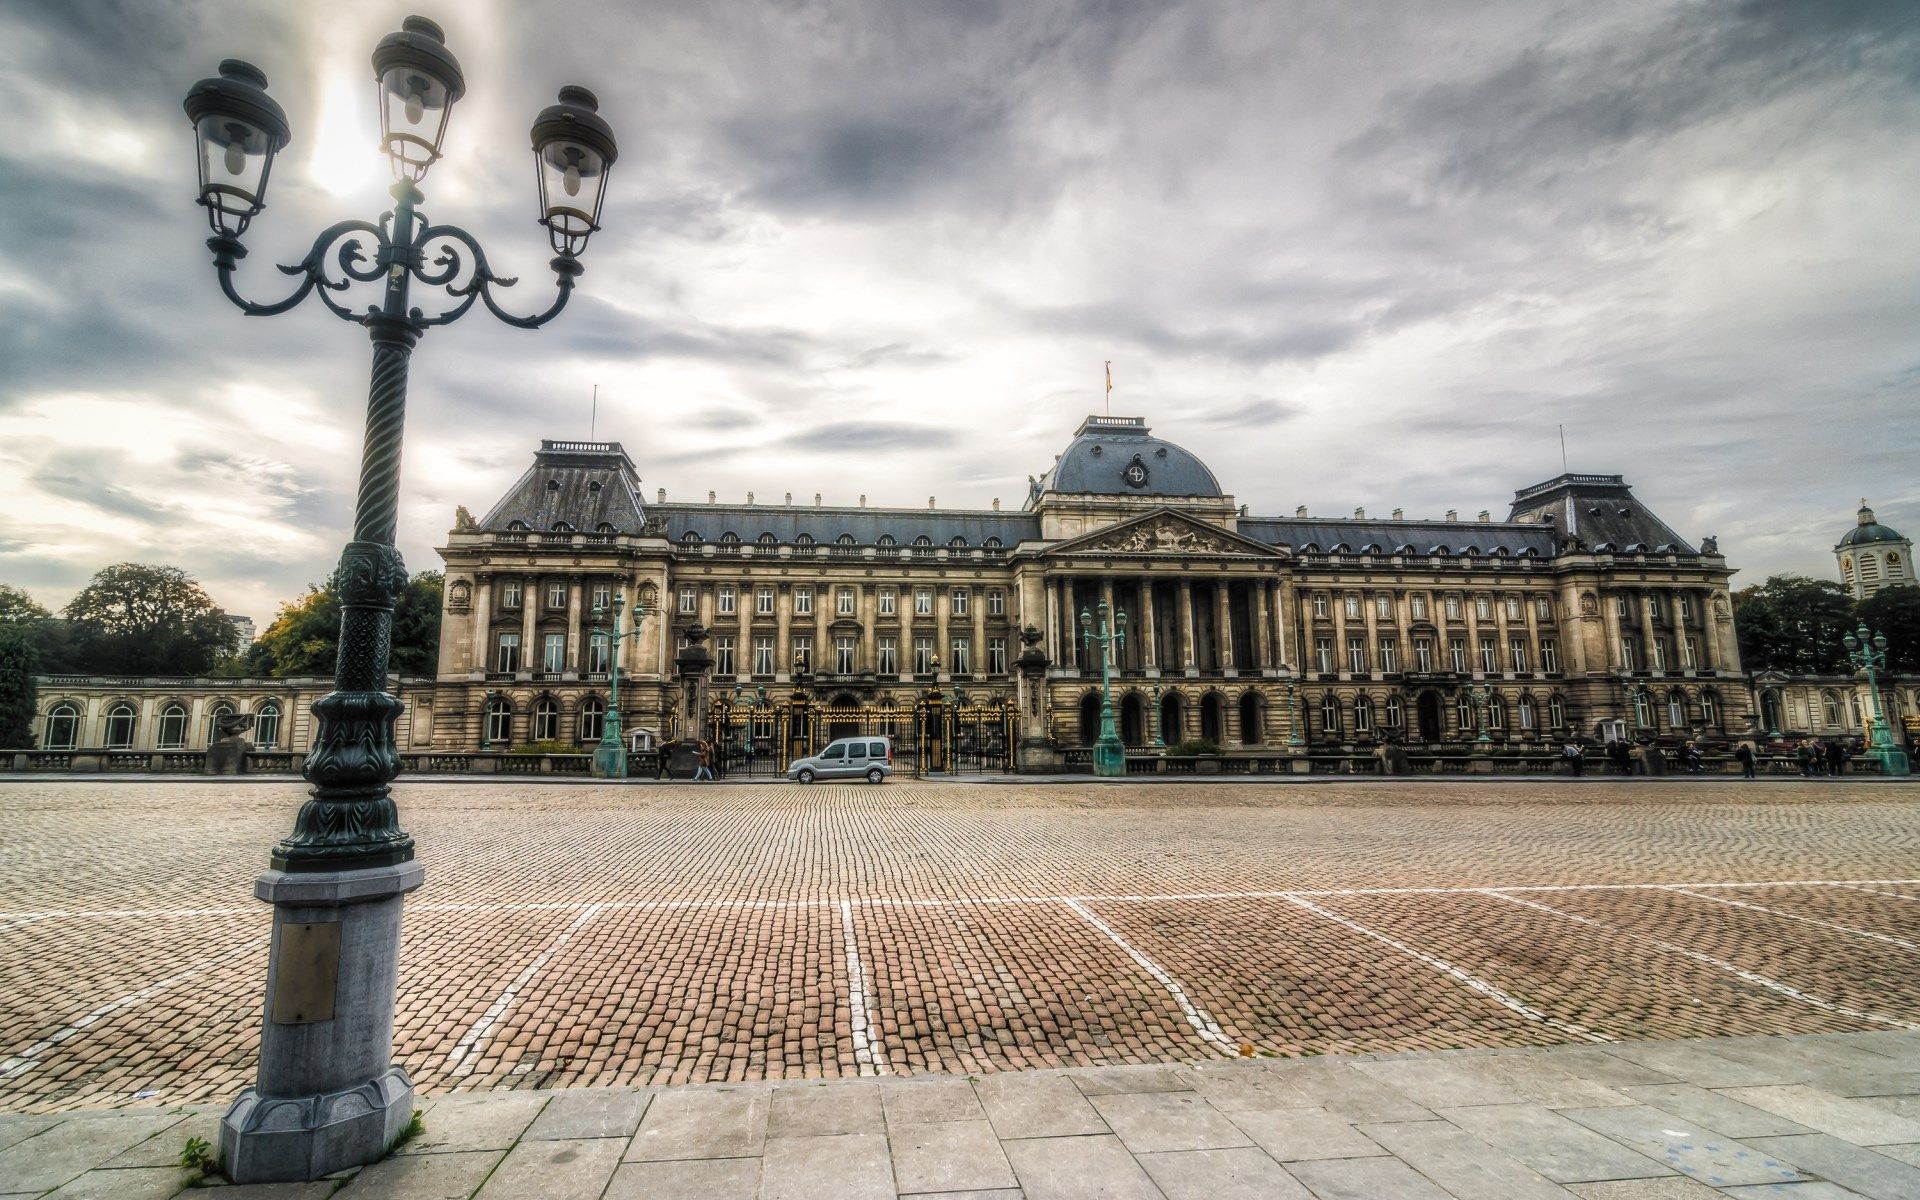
[784, 492, 792, 506]
[814, 493, 822, 507]
[708, 490, 716, 504]
[1296, 505, 1308, 518]
[1391, 507, 1403, 520]
[746, 491, 754, 505]
[859, 494, 866, 507]
[1478, 510, 1491, 523]
[1445, 508, 1457, 521]
[993, 498, 1001, 511]
[1354, 507, 1365, 520]
[657, 488, 665, 503]
[929, 496, 937, 509]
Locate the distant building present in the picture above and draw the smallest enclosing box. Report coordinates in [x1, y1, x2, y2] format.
[228, 614, 257, 646]
[1836, 500, 1915, 600]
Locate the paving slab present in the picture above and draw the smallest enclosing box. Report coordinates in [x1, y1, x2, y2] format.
[881, 1078, 987, 1127]
[602, 1158, 762, 1200]
[182, 1184, 339, 1200]
[0, 1113, 185, 1193]
[1284, 1154, 1459, 1199]
[1002, 1134, 1164, 1200]
[0, 1114, 62, 1153]
[1224, 1106, 1382, 1161]
[338, 1149, 505, 1199]
[1541, 1049, 1683, 1089]
[1599, 1043, 1799, 1089]
[625, 1086, 768, 1162]
[889, 1119, 1017, 1193]
[1461, 1054, 1636, 1109]
[39, 1166, 190, 1200]
[1357, 1056, 1526, 1108]
[760, 1133, 894, 1200]
[1440, 1103, 1677, 1184]
[1088, 1090, 1253, 1154]
[1174, 1063, 1313, 1112]
[1719, 1183, 1877, 1198]
[1621, 1085, 1814, 1139]
[521, 1087, 651, 1141]
[1137, 1146, 1315, 1200]
[1562, 1105, 1807, 1188]
[1717, 1084, 1920, 1146]
[1565, 1180, 1724, 1199]
[769, 1081, 887, 1138]
[975, 1074, 1109, 1139]
[1360, 1118, 1577, 1199]
[1070, 1066, 1193, 1096]
[473, 1136, 625, 1199]
[1745, 1133, 1920, 1200]
[1277, 1062, 1437, 1122]
[399, 1093, 547, 1155]
[1877, 1142, 1920, 1167]
[104, 1110, 219, 1168]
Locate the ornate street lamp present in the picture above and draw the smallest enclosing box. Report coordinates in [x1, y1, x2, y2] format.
[1468, 682, 1493, 745]
[1081, 602, 1127, 776]
[480, 687, 497, 752]
[1844, 623, 1911, 776]
[591, 591, 642, 778]
[1282, 677, 1304, 747]
[1148, 683, 1166, 749]
[184, 18, 616, 1184]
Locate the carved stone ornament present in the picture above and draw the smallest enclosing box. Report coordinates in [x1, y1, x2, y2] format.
[1081, 515, 1243, 556]
[642, 516, 668, 536]
[1580, 591, 1598, 615]
[1713, 593, 1731, 617]
[447, 578, 472, 611]
[453, 504, 478, 530]
[215, 712, 257, 738]
[332, 541, 409, 608]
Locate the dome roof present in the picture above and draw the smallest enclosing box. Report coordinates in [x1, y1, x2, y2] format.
[1839, 500, 1905, 547]
[1032, 416, 1223, 501]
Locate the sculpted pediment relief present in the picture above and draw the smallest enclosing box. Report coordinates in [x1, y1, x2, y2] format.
[1061, 511, 1277, 557]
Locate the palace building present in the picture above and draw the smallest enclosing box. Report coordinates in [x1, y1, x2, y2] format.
[429, 414, 1752, 759]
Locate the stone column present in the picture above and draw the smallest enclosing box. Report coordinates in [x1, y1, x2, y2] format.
[1602, 589, 1627, 670]
[1275, 578, 1298, 670]
[1394, 590, 1413, 672]
[1637, 590, 1659, 674]
[1216, 582, 1235, 672]
[934, 586, 951, 675]
[1492, 590, 1513, 676]
[1141, 580, 1159, 672]
[1100, 578, 1117, 671]
[1464, 593, 1482, 678]
[566, 577, 584, 673]
[519, 576, 537, 674]
[1331, 593, 1350, 679]
[814, 587, 830, 675]
[1360, 592, 1380, 677]
[861, 584, 878, 672]
[1178, 581, 1197, 673]
[775, 584, 792, 682]
[469, 573, 492, 675]
[971, 590, 987, 679]
[903, 581, 920, 677]
[1254, 581, 1272, 669]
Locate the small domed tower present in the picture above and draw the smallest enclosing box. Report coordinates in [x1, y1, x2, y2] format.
[1836, 499, 1915, 599]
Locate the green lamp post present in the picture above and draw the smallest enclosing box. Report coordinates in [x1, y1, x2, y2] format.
[592, 591, 641, 778]
[1148, 683, 1166, 749]
[1081, 601, 1127, 776]
[1844, 623, 1910, 776]
[1469, 682, 1493, 745]
[1283, 678, 1305, 747]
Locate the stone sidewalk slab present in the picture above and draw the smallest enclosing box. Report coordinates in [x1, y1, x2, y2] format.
[3, 1031, 1919, 1199]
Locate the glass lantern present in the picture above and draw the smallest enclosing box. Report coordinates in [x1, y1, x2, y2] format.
[182, 60, 290, 236]
[370, 16, 465, 181]
[530, 86, 619, 256]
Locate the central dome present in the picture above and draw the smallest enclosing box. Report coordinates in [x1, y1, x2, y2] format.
[1034, 416, 1224, 501]
[1839, 500, 1904, 547]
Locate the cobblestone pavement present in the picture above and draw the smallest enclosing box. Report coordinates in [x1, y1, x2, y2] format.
[1, 779, 1918, 1119]
[7, 1031, 1920, 1198]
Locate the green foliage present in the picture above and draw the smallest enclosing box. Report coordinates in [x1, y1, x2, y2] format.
[250, 572, 442, 679]
[511, 739, 581, 755]
[63, 564, 239, 676]
[1732, 574, 1854, 674]
[0, 625, 38, 748]
[1857, 585, 1920, 673]
[0, 584, 50, 626]
[1166, 737, 1222, 757]
[388, 1108, 425, 1153]
[177, 1134, 217, 1177]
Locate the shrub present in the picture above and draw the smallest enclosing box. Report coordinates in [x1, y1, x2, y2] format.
[1166, 737, 1221, 758]
[509, 739, 582, 755]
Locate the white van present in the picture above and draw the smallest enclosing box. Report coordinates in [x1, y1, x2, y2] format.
[786, 736, 894, 783]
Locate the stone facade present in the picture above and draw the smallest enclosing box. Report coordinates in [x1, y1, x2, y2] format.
[30, 675, 436, 756]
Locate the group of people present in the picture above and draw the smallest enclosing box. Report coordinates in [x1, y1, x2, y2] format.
[655, 738, 718, 781]
[1557, 735, 1862, 780]
[1792, 738, 1852, 777]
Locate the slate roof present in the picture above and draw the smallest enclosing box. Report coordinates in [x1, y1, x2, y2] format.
[1236, 517, 1555, 556]
[654, 504, 1039, 546]
[479, 441, 647, 534]
[1838, 502, 1905, 548]
[1029, 416, 1224, 504]
[1506, 474, 1696, 554]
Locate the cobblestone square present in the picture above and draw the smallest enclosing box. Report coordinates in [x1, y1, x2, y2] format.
[2, 778, 1918, 1115]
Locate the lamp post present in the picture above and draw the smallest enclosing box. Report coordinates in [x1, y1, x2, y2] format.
[1844, 623, 1911, 776]
[183, 19, 616, 1184]
[480, 688, 497, 752]
[591, 591, 641, 778]
[1283, 678, 1305, 747]
[1148, 683, 1166, 749]
[1621, 677, 1640, 739]
[1081, 602, 1127, 776]
[1468, 683, 1492, 745]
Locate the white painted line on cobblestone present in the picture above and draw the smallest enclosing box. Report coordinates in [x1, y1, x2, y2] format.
[0, 915, 49, 934]
[1481, 890, 1920, 1030]
[445, 903, 604, 1078]
[1835, 883, 1920, 904]
[1064, 897, 1238, 1052]
[1283, 895, 1610, 1043]
[0, 935, 266, 1079]
[839, 900, 888, 1076]
[1663, 886, 1920, 952]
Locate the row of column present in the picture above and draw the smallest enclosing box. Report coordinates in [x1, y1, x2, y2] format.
[691, 581, 1005, 679]
[1042, 575, 1289, 675]
[1600, 586, 1729, 674]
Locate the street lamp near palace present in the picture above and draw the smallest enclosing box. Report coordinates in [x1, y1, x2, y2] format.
[1081, 602, 1127, 776]
[480, 687, 497, 751]
[1844, 623, 1911, 776]
[1282, 677, 1304, 747]
[592, 591, 642, 778]
[1468, 682, 1493, 745]
[1148, 683, 1166, 749]
[184, 17, 616, 1184]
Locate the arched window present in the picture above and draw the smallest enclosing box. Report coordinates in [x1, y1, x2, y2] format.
[1238, 692, 1262, 745]
[833, 533, 858, 557]
[1700, 690, 1719, 728]
[533, 697, 560, 741]
[835, 533, 856, 544]
[1319, 693, 1341, 734]
[948, 535, 967, 548]
[551, 521, 575, 533]
[104, 703, 137, 749]
[1457, 692, 1475, 733]
[578, 697, 605, 741]
[757, 532, 778, 545]
[43, 703, 80, 750]
[876, 534, 896, 547]
[1633, 688, 1653, 729]
[795, 533, 816, 546]
[984, 536, 1003, 549]
[1384, 694, 1403, 728]
[1666, 690, 1686, 728]
[1518, 694, 1536, 730]
[1354, 694, 1374, 733]
[681, 531, 702, 545]
[157, 704, 189, 749]
[595, 522, 617, 534]
[1487, 694, 1507, 730]
[1823, 690, 1841, 727]
[206, 703, 235, 745]
[1548, 694, 1565, 728]
[506, 519, 529, 531]
[486, 696, 513, 745]
[255, 701, 282, 749]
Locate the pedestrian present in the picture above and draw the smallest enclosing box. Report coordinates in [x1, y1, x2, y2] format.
[1734, 740, 1756, 779]
[1562, 740, 1585, 777]
[1607, 739, 1632, 774]
[1794, 741, 1814, 777]
[1826, 739, 1846, 777]
[1681, 740, 1703, 773]
[693, 739, 714, 782]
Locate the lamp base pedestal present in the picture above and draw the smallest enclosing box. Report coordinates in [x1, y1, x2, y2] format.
[1876, 747, 1911, 777]
[220, 862, 424, 1183]
[1092, 737, 1126, 777]
[592, 742, 628, 778]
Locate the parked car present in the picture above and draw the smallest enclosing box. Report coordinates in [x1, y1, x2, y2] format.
[786, 737, 894, 784]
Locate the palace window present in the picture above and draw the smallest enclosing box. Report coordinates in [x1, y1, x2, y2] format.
[713, 636, 736, 677]
[1346, 637, 1366, 673]
[255, 701, 281, 748]
[1449, 638, 1466, 673]
[1411, 595, 1428, 619]
[500, 579, 522, 609]
[795, 587, 813, 615]
[105, 703, 137, 749]
[1535, 596, 1553, 621]
[952, 588, 970, 616]
[1344, 594, 1360, 619]
[717, 585, 736, 615]
[578, 697, 604, 741]
[915, 589, 933, 616]
[1487, 694, 1507, 730]
[589, 631, 611, 673]
[1616, 595, 1630, 618]
[1354, 694, 1374, 733]
[914, 636, 935, 674]
[1518, 694, 1536, 730]
[1508, 638, 1528, 674]
[158, 703, 189, 749]
[834, 533, 857, 557]
[1679, 594, 1693, 620]
[1540, 639, 1558, 673]
[1651, 638, 1667, 672]
[1414, 637, 1433, 672]
[486, 696, 512, 744]
[837, 587, 856, 616]
[1824, 691, 1841, 726]
[1315, 638, 1333, 674]
[1320, 693, 1341, 733]
[678, 586, 696, 614]
[543, 633, 566, 673]
[1384, 695, 1403, 727]
[1457, 692, 1475, 732]
[1475, 596, 1491, 620]
[590, 582, 611, 610]
[756, 586, 774, 615]
[1375, 594, 1391, 619]
[1682, 637, 1698, 668]
[545, 582, 567, 610]
[1701, 691, 1719, 726]
[753, 636, 775, 677]
[1378, 637, 1398, 673]
[533, 697, 559, 741]
[1620, 635, 1638, 672]
[1479, 638, 1496, 673]
[1444, 595, 1462, 619]
[1313, 594, 1329, 618]
[878, 637, 898, 676]
[43, 702, 80, 750]
[988, 589, 1005, 616]
[878, 588, 896, 616]
[1633, 689, 1654, 728]
[950, 637, 972, 674]
[988, 636, 1007, 675]
[1504, 595, 1521, 620]
[1548, 694, 1565, 728]
[835, 636, 856, 674]
[793, 636, 812, 671]
[1667, 691, 1686, 727]
[496, 632, 521, 673]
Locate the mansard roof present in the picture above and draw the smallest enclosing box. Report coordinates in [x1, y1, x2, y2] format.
[653, 504, 1039, 546]
[1506, 473, 1696, 554]
[1236, 517, 1555, 557]
[479, 440, 647, 534]
[1029, 415, 1224, 504]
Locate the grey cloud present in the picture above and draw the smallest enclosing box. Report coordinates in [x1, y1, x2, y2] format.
[788, 422, 959, 453]
[1203, 398, 1303, 428]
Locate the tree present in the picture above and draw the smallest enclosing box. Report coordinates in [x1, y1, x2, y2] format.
[250, 571, 442, 679]
[0, 584, 50, 627]
[63, 563, 240, 676]
[0, 625, 38, 747]
[1857, 585, 1920, 673]
[1732, 574, 1855, 675]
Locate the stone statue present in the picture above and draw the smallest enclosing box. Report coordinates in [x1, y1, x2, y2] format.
[454, 505, 477, 530]
[1700, 534, 1719, 554]
[207, 712, 257, 775]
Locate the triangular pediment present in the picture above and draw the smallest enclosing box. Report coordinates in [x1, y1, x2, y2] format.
[1050, 508, 1284, 557]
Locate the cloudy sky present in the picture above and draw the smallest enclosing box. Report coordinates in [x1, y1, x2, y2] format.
[2, 0, 1916, 625]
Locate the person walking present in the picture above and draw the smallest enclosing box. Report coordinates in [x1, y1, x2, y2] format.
[1607, 739, 1632, 775]
[1826, 739, 1846, 777]
[1735, 739, 1757, 779]
[1794, 741, 1814, 777]
[693, 738, 714, 782]
[1681, 740, 1703, 773]
[1562, 740, 1585, 777]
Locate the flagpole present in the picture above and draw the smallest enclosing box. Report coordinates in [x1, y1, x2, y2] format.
[591, 383, 599, 439]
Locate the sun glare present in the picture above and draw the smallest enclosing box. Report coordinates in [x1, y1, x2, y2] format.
[308, 71, 376, 196]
